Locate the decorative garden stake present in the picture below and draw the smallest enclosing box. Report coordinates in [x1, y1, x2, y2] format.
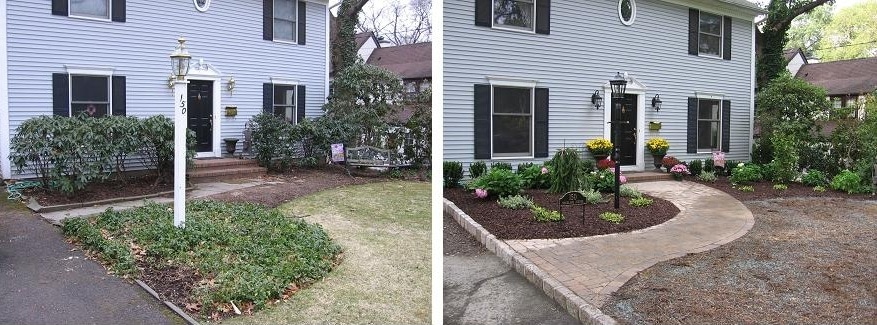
[170, 36, 191, 228]
[559, 191, 586, 222]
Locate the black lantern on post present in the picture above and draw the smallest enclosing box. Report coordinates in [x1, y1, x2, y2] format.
[608, 72, 628, 209]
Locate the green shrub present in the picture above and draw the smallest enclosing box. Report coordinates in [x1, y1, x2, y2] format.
[532, 205, 563, 222]
[467, 169, 523, 197]
[730, 164, 762, 185]
[724, 160, 740, 176]
[599, 212, 624, 224]
[798, 142, 831, 172]
[581, 159, 596, 173]
[769, 132, 800, 183]
[443, 161, 464, 188]
[830, 170, 865, 194]
[516, 163, 535, 174]
[592, 169, 617, 193]
[814, 185, 827, 192]
[250, 113, 296, 170]
[497, 195, 534, 210]
[773, 184, 788, 191]
[629, 197, 654, 207]
[469, 161, 487, 179]
[491, 162, 513, 171]
[697, 170, 718, 182]
[519, 165, 551, 189]
[619, 185, 642, 198]
[688, 160, 703, 177]
[704, 158, 715, 173]
[737, 185, 755, 192]
[580, 189, 606, 204]
[751, 137, 774, 165]
[548, 148, 583, 194]
[801, 170, 827, 186]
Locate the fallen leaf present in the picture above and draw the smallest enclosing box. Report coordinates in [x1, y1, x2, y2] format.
[184, 302, 201, 312]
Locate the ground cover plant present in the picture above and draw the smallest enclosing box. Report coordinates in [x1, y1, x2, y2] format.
[62, 200, 341, 320]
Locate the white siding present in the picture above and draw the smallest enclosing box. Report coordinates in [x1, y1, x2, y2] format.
[5, 0, 328, 177]
[444, 0, 756, 171]
[787, 52, 807, 77]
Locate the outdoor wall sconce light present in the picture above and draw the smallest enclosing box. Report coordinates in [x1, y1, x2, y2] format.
[227, 76, 236, 93]
[591, 90, 603, 109]
[167, 74, 175, 88]
[652, 94, 663, 112]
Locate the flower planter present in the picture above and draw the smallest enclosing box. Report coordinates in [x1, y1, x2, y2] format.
[224, 138, 239, 155]
[652, 154, 665, 170]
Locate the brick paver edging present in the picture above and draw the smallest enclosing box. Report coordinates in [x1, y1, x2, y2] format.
[444, 198, 617, 325]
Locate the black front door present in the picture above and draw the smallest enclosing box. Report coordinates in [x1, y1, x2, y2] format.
[187, 80, 213, 152]
[611, 94, 638, 166]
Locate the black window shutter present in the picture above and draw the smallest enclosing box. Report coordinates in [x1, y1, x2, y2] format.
[297, 1, 306, 45]
[687, 97, 697, 153]
[263, 83, 273, 114]
[722, 100, 731, 152]
[534, 87, 549, 158]
[296, 85, 306, 123]
[52, 73, 70, 117]
[263, 0, 273, 41]
[474, 84, 491, 159]
[475, 0, 491, 27]
[535, 0, 551, 35]
[111, 76, 126, 116]
[52, 0, 68, 16]
[111, 0, 125, 22]
[723, 16, 732, 60]
[688, 9, 699, 56]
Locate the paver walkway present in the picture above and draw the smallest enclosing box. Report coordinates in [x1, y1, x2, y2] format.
[444, 180, 754, 324]
[505, 181, 754, 307]
[39, 180, 270, 224]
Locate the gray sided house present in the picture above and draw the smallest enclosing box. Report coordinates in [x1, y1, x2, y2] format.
[444, 0, 763, 173]
[0, 0, 330, 179]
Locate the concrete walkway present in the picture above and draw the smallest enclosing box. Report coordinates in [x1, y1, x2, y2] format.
[444, 181, 754, 324]
[40, 180, 270, 225]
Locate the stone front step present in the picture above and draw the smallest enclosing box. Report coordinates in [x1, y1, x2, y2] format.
[188, 158, 266, 183]
[623, 171, 674, 183]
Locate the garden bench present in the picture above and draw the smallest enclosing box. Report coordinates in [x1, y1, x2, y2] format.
[344, 146, 410, 169]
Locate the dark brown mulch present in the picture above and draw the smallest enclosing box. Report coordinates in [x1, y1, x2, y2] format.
[443, 188, 680, 240]
[689, 175, 875, 202]
[24, 175, 173, 206]
[137, 262, 199, 312]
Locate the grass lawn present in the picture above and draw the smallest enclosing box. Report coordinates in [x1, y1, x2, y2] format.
[222, 181, 431, 325]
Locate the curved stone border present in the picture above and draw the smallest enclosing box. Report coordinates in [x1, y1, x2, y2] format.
[445, 181, 755, 325]
[444, 199, 617, 325]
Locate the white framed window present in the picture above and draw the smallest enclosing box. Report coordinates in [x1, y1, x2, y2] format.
[273, 84, 297, 123]
[492, 85, 534, 158]
[698, 11, 723, 57]
[618, 0, 636, 26]
[69, 0, 110, 20]
[70, 75, 111, 117]
[493, 0, 535, 32]
[697, 99, 722, 151]
[273, 0, 298, 42]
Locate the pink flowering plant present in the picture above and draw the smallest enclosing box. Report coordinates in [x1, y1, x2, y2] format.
[670, 163, 690, 180]
[474, 188, 488, 199]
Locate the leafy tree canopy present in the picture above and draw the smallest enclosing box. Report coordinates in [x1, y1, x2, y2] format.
[814, 1, 877, 61]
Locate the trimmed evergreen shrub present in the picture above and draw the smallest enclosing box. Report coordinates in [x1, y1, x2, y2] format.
[443, 161, 463, 188]
[548, 148, 583, 194]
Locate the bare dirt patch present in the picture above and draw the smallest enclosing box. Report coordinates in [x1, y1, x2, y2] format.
[603, 197, 877, 325]
[444, 188, 679, 240]
[24, 175, 173, 206]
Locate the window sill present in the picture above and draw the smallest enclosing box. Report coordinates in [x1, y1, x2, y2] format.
[490, 155, 535, 160]
[693, 53, 726, 60]
[489, 25, 537, 34]
[68, 15, 112, 23]
[272, 39, 300, 45]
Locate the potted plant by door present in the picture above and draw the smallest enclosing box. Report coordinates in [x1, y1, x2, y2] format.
[646, 137, 670, 169]
[586, 138, 613, 161]
[224, 138, 239, 155]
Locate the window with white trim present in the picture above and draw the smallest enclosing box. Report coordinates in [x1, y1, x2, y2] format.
[273, 0, 298, 42]
[273, 84, 297, 123]
[70, 0, 110, 19]
[493, 0, 535, 31]
[493, 86, 533, 157]
[71, 75, 110, 117]
[698, 11, 723, 57]
[697, 99, 721, 151]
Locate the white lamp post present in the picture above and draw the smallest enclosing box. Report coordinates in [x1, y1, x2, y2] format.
[170, 36, 191, 228]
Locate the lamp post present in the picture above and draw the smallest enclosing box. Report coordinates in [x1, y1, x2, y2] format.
[609, 72, 628, 209]
[170, 37, 191, 228]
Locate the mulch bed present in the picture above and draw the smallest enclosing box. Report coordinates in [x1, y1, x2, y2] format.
[689, 175, 875, 202]
[24, 175, 174, 206]
[443, 188, 680, 240]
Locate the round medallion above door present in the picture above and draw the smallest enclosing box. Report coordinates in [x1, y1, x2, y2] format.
[194, 0, 211, 12]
